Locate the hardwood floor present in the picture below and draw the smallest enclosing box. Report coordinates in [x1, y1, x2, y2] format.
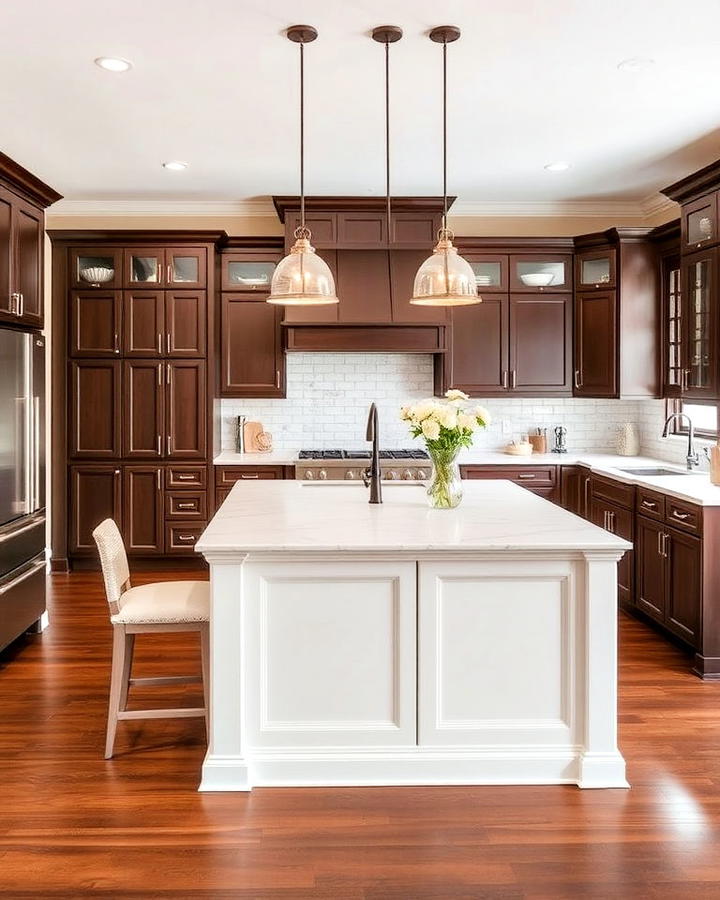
[2, 570, 720, 898]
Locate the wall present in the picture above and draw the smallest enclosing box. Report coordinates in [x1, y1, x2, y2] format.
[219, 352, 643, 454]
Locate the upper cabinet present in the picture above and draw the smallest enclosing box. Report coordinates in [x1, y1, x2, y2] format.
[510, 254, 572, 293]
[573, 229, 658, 399]
[682, 193, 718, 252]
[0, 153, 61, 330]
[124, 247, 207, 289]
[70, 248, 123, 290]
[681, 248, 718, 400]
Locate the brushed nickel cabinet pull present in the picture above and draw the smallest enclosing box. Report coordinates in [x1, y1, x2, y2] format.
[157, 332, 162, 354]
[157, 469, 161, 490]
[603, 510, 609, 530]
[18, 293, 24, 317]
[166, 332, 171, 355]
[574, 369, 583, 389]
[157, 365, 162, 386]
[511, 370, 517, 389]
[177, 502, 196, 510]
[663, 533, 670, 557]
[167, 435, 172, 455]
[517, 473, 536, 480]
[609, 511, 616, 533]
[241, 474, 259, 480]
[672, 510, 690, 521]
[167, 362, 171, 383]
[176, 534, 196, 543]
[657, 530, 663, 556]
[114, 333, 120, 354]
[641, 499, 657, 509]
[157, 435, 161, 455]
[502, 370, 508, 389]
[276, 369, 281, 389]
[176, 473, 195, 481]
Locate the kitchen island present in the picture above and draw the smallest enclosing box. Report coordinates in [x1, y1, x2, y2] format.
[195, 480, 630, 792]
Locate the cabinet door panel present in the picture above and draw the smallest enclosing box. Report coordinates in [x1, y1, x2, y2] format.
[166, 291, 206, 357]
[124, 290, 164, 357]
[166, 247, 206, 289]
[681, 249, 718, 400]
[450, 296, 509, 395]
[124, 248, 163, 288]
[123, 466, 163, 554]
[575, 291, 617, 397]
[70, 248, 122, 290]
[682, 193, 717, 252]
[123, 360, 164, 458]
[70, 291, 121, 357]
[221, 296, 283, 397]
[0, 191, 13, 320]
[389, 250, 449, 324]
[69, 465, 121, 553]
[590, 498, 633, 607]
[560, 466, 586, 517]
[635, 516, 666, 623]
[13, 200, 43, 325]
[166, 360, 206, 458]
[509, 294, 571, 393]
[666, 529, 701, 646]
[69, 360, 121, 458]
[336, 250, 392, 323]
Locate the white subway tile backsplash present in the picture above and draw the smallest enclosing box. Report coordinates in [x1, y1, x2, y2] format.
[219, 353, 663, 456]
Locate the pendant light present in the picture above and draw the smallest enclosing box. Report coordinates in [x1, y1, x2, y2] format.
[372, 25, 403, 256]
[267, 25, 339, 306]
[410, 26, 480, 307]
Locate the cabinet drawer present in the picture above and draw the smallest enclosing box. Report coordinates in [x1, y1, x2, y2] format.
[590, 474, 634, 509]
[666, 498, 702, 535]
[461, 465, 556, 488]
[165, 465, 207, 490]
[215, 465, 286, 485]
[165, 522, 206, 554]
[636, 488, 665, 522]
[165, 491, 206, 520]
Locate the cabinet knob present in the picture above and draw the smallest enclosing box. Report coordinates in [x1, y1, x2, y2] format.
[318, 469, 328, 480]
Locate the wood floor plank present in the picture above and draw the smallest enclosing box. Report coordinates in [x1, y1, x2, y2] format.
[1, 569, 720, 896]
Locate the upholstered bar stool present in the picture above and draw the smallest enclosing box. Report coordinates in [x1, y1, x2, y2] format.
[92, 519, 210, 759]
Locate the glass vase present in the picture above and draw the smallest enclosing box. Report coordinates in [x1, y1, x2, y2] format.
[426, 445, 463, 509]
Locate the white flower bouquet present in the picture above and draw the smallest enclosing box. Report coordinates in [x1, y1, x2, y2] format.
[400, 390, 491, 508]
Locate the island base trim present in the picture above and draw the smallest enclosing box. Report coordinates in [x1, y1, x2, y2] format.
[577, 751, 629, 789]
[198, 747, 630, 790]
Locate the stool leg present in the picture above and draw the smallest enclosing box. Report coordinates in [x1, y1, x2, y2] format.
[119, 633, 135, 711]
[200, 623, 210, 741]
[105, 624, 128, 759]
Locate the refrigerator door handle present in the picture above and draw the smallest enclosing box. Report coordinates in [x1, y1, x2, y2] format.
[0, 556, 46, 597]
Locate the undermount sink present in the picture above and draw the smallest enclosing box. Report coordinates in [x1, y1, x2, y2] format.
[617, 467, 690, 477]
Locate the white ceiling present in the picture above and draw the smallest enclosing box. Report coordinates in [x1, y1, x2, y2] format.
[3, 0, 720, 207]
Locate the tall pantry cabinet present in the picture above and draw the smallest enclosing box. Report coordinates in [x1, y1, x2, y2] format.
[50, 231, 222, 570]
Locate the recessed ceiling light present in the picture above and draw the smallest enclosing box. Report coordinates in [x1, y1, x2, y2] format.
[617, 57, 655, 72]
[94, 56, 132, 73]
[162, 161, 189, 171]
[544, 161, 571, 173]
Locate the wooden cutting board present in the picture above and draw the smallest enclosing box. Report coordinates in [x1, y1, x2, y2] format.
[243, 421, 264, 452]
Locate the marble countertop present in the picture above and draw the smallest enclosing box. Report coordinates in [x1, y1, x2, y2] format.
[196, 480, 631, 556]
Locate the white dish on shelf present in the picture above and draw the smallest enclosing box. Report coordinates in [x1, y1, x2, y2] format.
[520, 272, 555, 287]
[80, 266, 114, 284]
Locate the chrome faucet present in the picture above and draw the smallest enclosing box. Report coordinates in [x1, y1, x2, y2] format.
[363, 402, 382, 504]
[662, 413, 700, 470]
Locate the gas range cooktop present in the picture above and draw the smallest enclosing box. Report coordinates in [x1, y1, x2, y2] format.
[298, 449, 429, 461]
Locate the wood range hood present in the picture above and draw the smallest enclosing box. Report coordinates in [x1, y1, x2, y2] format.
[272, 196, 454, 354]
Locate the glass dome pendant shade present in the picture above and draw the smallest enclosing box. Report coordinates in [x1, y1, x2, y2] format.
[267, 226, 339, 306]
[410, 26, 480, 307]
[410, 227, 479, 306]
[267, 25, 338, 307]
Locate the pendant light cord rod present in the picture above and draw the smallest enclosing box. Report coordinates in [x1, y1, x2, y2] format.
[299, 40, 305, 232]
[385, 39, 391, 242]
[442, 38, 448, 234]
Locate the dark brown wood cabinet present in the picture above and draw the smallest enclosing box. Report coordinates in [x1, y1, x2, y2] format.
[590, 495, 634, 609]
[0, 156, 59, 329]
[220, 296, 284, 398]
[335, 249, 392, 323]
[69, 360, 122, 458]
[560, 466, 587, 517]
[124, 246, 207, 290]
[123, 466, 164, 554]
[574, 291, 617, 397]
[680, 248, 718, 399]
[573, 229, 658, 399]
[69, 465, 122, 553]
[460, 464, 558, 501]
[70, 291, 121, 357]
[680, 192, 718, 253]
[509, 294, 571, 393]
[636, 515, 667, 622]
[166, 360, 206, 458]
[166, 291, 206, 356]
[451, 297, 508, 394]
[390, 250, 448, 324]
[123, 360, 164, 458]
[124, 290, 164, 357]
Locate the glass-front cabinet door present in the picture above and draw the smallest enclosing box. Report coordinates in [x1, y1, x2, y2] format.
[125, 248, 163, 287]
[576, 249, 616, 289]
[221, 252, 279, 292]
[463, 255, 508, 293]
[682, 249, 717, 399]
[682, 193, 717, 252]
[70, 248, 122, 289]
[166, 247, 207, 289]
[509, 255, 572, 292]
[663, 259, 683, 397]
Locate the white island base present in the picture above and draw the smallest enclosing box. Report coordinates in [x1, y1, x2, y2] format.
[195, 481, 630, 792]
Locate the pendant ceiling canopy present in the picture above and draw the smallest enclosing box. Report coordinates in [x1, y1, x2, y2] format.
[410, 26, 480, 307]
[267, 25, 339, 307]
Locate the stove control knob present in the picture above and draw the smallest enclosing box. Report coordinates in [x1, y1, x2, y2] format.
[304, 470, 315, 480]
[345, 470, 356, 480]
[388, 470, 398, 481]
[318, 469, 328, 480]
[402, 469, 414, 480]
[417, 469, 428, 480]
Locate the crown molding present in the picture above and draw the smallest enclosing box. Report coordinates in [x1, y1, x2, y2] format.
[47, 195, 679, 222]
[47, 199, 278, 217]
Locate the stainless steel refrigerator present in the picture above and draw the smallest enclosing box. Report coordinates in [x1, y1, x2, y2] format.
[0, 328, 46, 651]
